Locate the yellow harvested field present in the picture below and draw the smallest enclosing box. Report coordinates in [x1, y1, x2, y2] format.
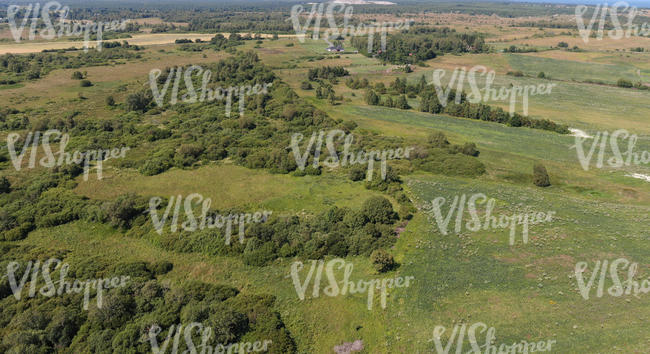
[0, 32, 296, 54]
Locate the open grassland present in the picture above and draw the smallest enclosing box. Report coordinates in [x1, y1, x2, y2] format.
[321, 104, 650, 205]
[73, 162, 388, 215]
[506, 52, 650, 84]
[388, 174, 650, 352]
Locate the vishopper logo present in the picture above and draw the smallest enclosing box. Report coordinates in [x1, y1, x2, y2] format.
[6, 129, 130, 180]
[290, 3, 412, 52]
[571, 129, 649, 171]
[576, 2, 650, 43]
[575, 258, 650, 300]
[4, 258, 130, 310]
[147, 193, 272, 245]
[289, 259, 415, 310]
[431, 65, 556, 117]
[7, 1, 129, 52]
[146, 322, 272, 354]
[429, 322, 557, 354]
[149, 65, 272, 117]
[421, 193, 556, 245]
[290, 129, 414, 181]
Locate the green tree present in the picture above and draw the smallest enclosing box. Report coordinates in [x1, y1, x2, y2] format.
[371, 249, 395, 272]
[361, 196, 395, 224]
[616, 78, 633, 88]
[126, 90, 152, 112]
[533, 163, 551, 187]
[365, 89, 379, 105]
[300, 81, 312, 90]
[0, 177, 10, 193]
[396, 95, 410, 109]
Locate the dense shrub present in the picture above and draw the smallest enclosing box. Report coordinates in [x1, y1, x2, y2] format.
[0, 177, 10, 194]
[362, 196, 396, 224]
[371, 249, 396, 273]
[352, 27, 487, 64]
[419, 86, 569, 134]
[125, 90, 152, 112]
[616, 78, 633, 88]
[307, 66, 349, 81]
[106, 194, 147, 229]
[533, 163, 551, 187]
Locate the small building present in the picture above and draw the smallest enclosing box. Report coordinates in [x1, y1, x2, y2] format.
[326, 45, 344, 52]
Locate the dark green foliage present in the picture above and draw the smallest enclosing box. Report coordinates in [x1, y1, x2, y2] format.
[428, 132, 450, 148]
[352, 27, 487, 64]
[0, 177, 10, 194]
[504, 46, 537, 53]
[34, 188, 86, 228]
[365, 89, 380, 105]
[362, 196, 396, 224]
[157, 196, 398, 266]
[507, 70, 524, 77]
[148, 261, 174, 276]
[533, 163, 551, 187]
[395, 95, 410, 109]
[126, 90, 152, 112]
[106, 194, 148, 229]
[345, 77, 369, 89]
[414, 148, 486, 177]
[80, 80, 93, 87]
[419, 86, 569, 134]
[0, 244, 286, 353]
[71, 71, 84, 80]
[616, 79, 633, 88]
[307, 66, 349, 81]
[460, 143, 480, 157]
[371, 249, 396, 273]
[300, 81, 312, 90]
[348, 165, 367, 181]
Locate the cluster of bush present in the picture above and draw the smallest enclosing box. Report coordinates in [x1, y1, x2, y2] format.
[307, 66, 349, 81]
[504, 45, 538, 53]
[365, 90, 410, 110]
[351, 27, 488, 64]
[150, 196, 407, 268]
[347, 75, 566, 134]
[0, 245, 295, 353]
[616, 78, 648, 90]
[418, 86, 569, 134]
[345, 77, 370, 90]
